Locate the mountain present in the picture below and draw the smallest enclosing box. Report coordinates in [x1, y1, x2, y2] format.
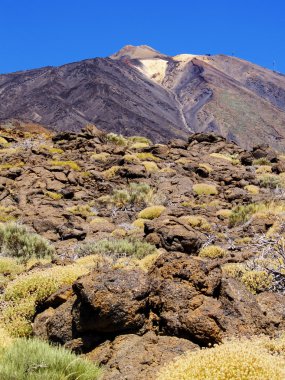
[1, 45, 285, 149]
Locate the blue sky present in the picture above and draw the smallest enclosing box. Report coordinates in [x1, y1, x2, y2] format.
[1, 0, 284, 74]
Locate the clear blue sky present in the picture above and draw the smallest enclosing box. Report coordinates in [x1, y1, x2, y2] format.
[1, 0, 284, 74]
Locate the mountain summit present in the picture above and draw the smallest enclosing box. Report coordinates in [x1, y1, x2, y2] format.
[1, 45, 285, 149]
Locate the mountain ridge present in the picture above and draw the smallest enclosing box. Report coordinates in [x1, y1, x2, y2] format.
[1, 45, 285, 149]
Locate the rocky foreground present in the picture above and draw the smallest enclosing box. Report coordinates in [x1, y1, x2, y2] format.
[1, 124, 285, 379]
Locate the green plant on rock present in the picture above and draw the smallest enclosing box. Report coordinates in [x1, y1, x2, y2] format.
[199, 245, 227, 259]
[0, 338, 101, 380]
[229, 202, 285, 226]
[193, 183, 218, 196]
[1, 264, 89, 337]
[106, 132, 128, 146]
[49, 160, 80, 171]
[0, 223, 54, 263]
[67, 204, 96, 218]
[241, 270, 273, 294]
[45, 191, 63, 200]
[158, 337, 285, 380]
[258, 173, 283, 189]
[76, 238, 156, 260]
[138, 205, 165, 219]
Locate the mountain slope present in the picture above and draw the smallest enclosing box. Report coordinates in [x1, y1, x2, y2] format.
[1, 45, 285, 149]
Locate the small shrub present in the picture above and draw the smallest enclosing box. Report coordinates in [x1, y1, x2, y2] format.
[0, 223, 54, 262]
[132, 218, 148, 228]
[256, 165, 272, 174]
[0, 338, 101, 380]
[142, 161, 159, 172]
[241, 270, 273, 294]
[2, 264, 89, 337]
[216, 209, 232, 219]
[45, 191, 62, 200]
[244, 185, 260, 194]
[230, 202, 285, 226]
[258, 173, 283, 189]
[253, 157, 271, 165]
[76, 238, 156, 260]
[49, 160, 80, 171]
[0, 206, 17, 223]
[138, 205, 165, 219]
[123, 154, 140, 163]
[102, 165, 120, 179]
[67, 204, 95, 218]
[0, 137, 8, 146]
[135, 152, 160, 161]
[199, 163, 213, 173]
[128, 136, 152, 144]
[222, 263, 247, 279]
[91, 152, 110, 161]
[0, 257, 24, 277]
[199, 245, 227, 259]
[106, 132, 128, 146]
[179, 215, 211, 230]
[210, 152, 240, 165]
[193, 183, 218, 196]
[158, 338, 285, 380]
[130, 142, 150, 149]
[0, 162, 25, 170]
[99, 183, 153, 207]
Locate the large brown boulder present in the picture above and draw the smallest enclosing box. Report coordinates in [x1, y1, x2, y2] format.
[72, 268, 150, 335]
[87, 332, 197, 380]
[144, 218, 206, 254]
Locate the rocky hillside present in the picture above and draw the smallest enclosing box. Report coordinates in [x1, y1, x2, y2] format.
[1, 45, 285, 150]
[1, 124, 285, 378]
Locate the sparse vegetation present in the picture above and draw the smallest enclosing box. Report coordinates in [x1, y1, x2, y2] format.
[158, 337, 285, 380]
[45, 191, 63, 200]
[0, 338, 101, 380]
[67, 204, 96, 218]
[76, 238, 156, 259]
[0, 223, 54, 263]
[193, 183, 218, 196]
[199, 245, 227, 259]
[106, 132, 128, 146]
[138, 205, 165, 219]
[49, 160, 80, 171]
[1, 264, 89, 337]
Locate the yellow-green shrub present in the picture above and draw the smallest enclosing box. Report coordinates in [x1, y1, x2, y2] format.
[138, 205, 165, 219]
[132, 218, 148, 228]
[0, 338, 101, 380]
[67, 204, 95, 217]
[241, 270, 273, 294]
[193, 183, 218, 196]
[2, 264, 89, 337]
[102, 165, 120, 178]
[158, 338, 285, 380]
[222, 263, 247, 279]
[45, 191, 62, 200]
[106, 132, 128, 146]
[49, 160, 80, 171]
[216, 209, 232, 219]
[130, 142, 150, 149]
[244, 185, 260, 194]
[179, 215, 211, 230]
[142, 161, 159, 172]
[135, 152, 160, 161]
[91, 152, 110, 161]
[0, 223, 54, 262]
[256, 165, 272, 174]
[199, 245, 227, 259]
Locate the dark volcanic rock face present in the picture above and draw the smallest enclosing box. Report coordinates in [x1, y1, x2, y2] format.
[2, 45, 285, 149]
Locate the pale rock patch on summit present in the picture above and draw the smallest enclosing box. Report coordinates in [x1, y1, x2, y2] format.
[137, 59, 168, 84]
